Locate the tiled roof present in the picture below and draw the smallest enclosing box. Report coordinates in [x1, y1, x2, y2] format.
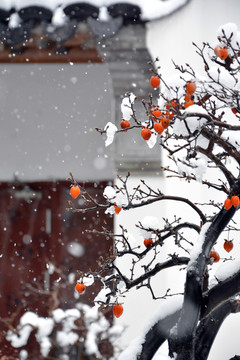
[0, 0, 189, 46]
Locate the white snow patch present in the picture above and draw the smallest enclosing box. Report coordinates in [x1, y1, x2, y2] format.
[217, 23, 239, 46]
[210, 258, 240, 288]
[56, 330, 79, 347]
[53, 308, 66, 323]
[207, 66, 236, 90]
[94, 287, 111, 304]
[104, 122, 118, 147]
[105, 205, 116, 215]
[138, 216, 161, 238]
[196, 134, 209, 150]
[221, 131, 240, 151]
[6, 324, 33, 348]
[52, 6, 67, 26]
[121, 93, 136, 121]
[103, 184, 128, 207]
[67, 241, 85, 257]
[6, 311, 54, 356]
[103, 185, 116, 200]
[19, 349, 28, 360]
[98, 6, 110, 22]
[81, 274, 95, 287]
[8, 12, 21, 28]
[119, 296, 183, 360]
[188, 222, 210, 268]
[46, 262, 55, 274]
[146, 131, 158, 148]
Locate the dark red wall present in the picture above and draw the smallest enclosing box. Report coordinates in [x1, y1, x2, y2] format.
[0, 180, 113, 356]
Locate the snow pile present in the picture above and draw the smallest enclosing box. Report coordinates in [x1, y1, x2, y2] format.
[94, 286, 112, 304]
[119, 296, 183, 360]
[81, 274, 95, 287]
[6, 312, 54, 357]
[77, 303, 123, 357]
[210, 258, 240, 288]
[176, 154, 208, 182]
[207, 66, 237, 92]
[216, 22, 240, 53]
[221, 131, 240, 152]
[7, 303, 122, 359]
[161, 74, 189, 101]
[172, 105, 208, 137]
[138, 215, 161, 238]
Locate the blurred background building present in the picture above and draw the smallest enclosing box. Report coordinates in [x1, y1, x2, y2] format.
[0, 0, 239, 358]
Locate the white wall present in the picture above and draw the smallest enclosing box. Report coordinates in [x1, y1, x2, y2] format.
[0, 63, 115, 182]
[115, 1, 240, 358]
[147, 0, 240, 77]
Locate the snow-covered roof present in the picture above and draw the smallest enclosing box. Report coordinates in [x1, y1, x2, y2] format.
[0, 0, 189, 45]
[0, 1, 189, 21]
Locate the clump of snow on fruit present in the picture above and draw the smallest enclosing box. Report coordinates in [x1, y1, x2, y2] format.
[103, 185, 128, 214]
[138, 216, 161, 238]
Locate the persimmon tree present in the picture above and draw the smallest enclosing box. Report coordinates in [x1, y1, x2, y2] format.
[67, 22, 240, 360]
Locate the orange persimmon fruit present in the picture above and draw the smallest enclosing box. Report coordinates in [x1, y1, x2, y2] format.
[154, 122, 164, 135]
[113, 304, 124, 318]
[161, 117, 170, 129]
[223, 240, 233, 253]
[144, 238, 153, 248]
[166, 99, 178, 110]
[150, 76, 160, 89]
[141, 128, 152, 141]
[120, 120, 130, 129]
[75, 283, 86, 294]
[224, 198, 232, 210]
[210, 250, 220, 263]
[184, 100, 194, 108]
[151, 108, 161, 120]
[184, 94, 191, 103]
[231, 195, 239, 208]
[186, 82, 196, 95]
[70, 185, 80, 199]
[166, 110, 174, 120]
[218, 48, 228, 60]
[114, 205, 122, 214]
[214, 46, 228, 60]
